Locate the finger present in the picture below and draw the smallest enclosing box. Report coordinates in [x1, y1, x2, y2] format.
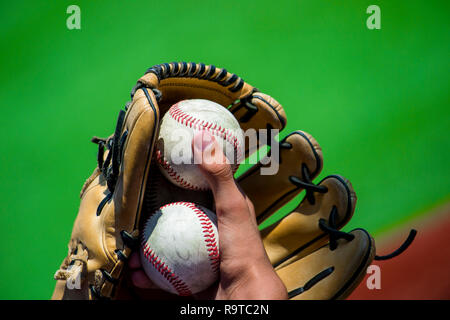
[192, 130, 249, 221]
[192, 130, 265, 261]
[130, 269, 158, 289]
[128, 251, 142, 269]
[235, 182, 257, 218]
[128, 251, 158, 289]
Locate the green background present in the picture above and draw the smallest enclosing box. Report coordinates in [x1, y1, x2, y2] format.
[0, 1, 448, 299]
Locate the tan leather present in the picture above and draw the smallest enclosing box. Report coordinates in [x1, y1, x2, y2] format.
[242, 140, 365, 299]
[276, 229, 376, 300]
[230, 93, 286, 155]
[52, 87, 160, 299]
[230, 93, 286, 133]
[238, 131, 323, 222]
[261, 175, 356, 268]
[138, 62, 254, 112]
[139, 63, 287, 155]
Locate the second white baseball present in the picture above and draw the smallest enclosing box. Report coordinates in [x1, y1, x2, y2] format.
[156, 99, 244, 190]
[140, 202, 220, 296]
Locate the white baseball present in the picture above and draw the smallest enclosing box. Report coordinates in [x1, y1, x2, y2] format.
[156, 99, 244, 190]
[140, 202, 220, 296]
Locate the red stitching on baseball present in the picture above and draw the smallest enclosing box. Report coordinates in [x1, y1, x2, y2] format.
[141, 242, 192, 296]
[156, 102, 243, 189]
[171, 101, 243, 165]
[155, 149, 207, 191]
[161, 202, 219, 271]
[184, 202, 220, 273]
[169, 102, 242, 162]
[141, 202, 219, 296]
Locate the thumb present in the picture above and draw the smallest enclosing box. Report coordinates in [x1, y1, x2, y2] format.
[192, 130, 235, 193]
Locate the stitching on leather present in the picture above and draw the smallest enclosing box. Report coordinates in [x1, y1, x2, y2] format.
[151, 62, 242, 93]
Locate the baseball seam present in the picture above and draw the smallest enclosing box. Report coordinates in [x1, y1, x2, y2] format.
[157, 102, 243, 190]
[141, 206, 192, 296]
[185, 202, 220, 273]
[141, 242, 192, 296]
[156, 149, 206, 191]
[159, 202, 219, 272]
[141, 202, 219, 296]
[170, 102, 242, 161]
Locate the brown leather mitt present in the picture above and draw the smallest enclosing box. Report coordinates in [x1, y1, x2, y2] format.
[52, 62, 415, 300]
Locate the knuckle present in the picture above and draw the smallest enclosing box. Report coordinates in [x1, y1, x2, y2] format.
[209, 163, 233, 181]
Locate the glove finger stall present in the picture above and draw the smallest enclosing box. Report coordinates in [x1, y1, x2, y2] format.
[276, 229, 375, 300]
[238, 130, 323, 222]
[262, 175, 356, 269]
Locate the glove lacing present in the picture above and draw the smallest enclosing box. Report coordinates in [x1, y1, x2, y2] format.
[88, 103, 153, 299]
[282, 146, 417, 297]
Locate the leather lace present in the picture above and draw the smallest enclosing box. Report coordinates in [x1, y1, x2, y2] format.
[285, 157, 417, 298]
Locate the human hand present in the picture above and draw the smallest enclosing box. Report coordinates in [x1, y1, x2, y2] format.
[128, 130, 287, 300]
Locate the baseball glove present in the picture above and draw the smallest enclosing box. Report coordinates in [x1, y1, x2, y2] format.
[52, 62, 415, 300]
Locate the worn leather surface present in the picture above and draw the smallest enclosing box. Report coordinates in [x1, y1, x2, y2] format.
[52, 87, 160, 299]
